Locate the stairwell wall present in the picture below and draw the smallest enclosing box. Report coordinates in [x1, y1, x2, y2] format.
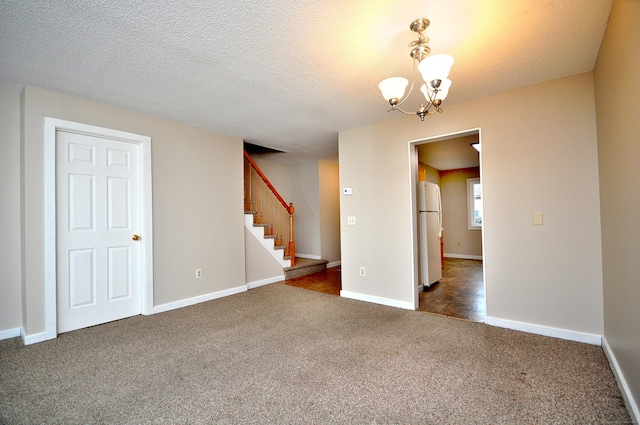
[252, 157, 341, 263]
[290, 161, 321, 258]
[244, 226, 285, 286]
[319, 161, 341, 264]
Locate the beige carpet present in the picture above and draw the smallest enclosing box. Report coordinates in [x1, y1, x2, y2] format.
[0, 283, 632, 424]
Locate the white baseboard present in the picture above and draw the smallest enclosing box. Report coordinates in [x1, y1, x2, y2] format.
[444, 253, 483, 260]
[486, 316, 602, 345]
[20, 328, 48, 345]
[296, 254, 321, 260]
[0, 327, 21, 341]
[327, 261, 341, 268]
[247, 275, 284, 289]
[153, 285, 247, 314]
[602, 336, 640, 423]
[340, 290, 414, 310]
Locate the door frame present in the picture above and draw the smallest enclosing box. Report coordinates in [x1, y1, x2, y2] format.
[44, 118, 154, 340]
[408, 127, 486, 314]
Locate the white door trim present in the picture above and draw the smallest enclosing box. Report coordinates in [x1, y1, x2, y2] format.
[44, 118, 153, 340]
[408, 127, 485, 312]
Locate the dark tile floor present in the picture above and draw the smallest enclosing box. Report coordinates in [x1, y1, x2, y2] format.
[283, 258, 485, 322]
[418, 258, 485, 322]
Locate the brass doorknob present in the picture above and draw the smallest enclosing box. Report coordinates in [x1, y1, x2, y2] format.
[132, 234, 141, 241]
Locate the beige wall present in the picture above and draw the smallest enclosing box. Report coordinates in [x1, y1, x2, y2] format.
[419, 162, 441, 185]
[339, 72, 603, 334]
[19, 86, 245, 336]
[440, 167, 482, 258]
[290, 161, 321, 258]
[244, 228, 285, 283]
[0, 88, 22, 332]
[319, 160, 341, 263]
[594, 0, 640, 417]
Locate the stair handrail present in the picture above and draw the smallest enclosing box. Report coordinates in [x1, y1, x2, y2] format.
[244, 150, 296, 266]
[244, 151, 293, 214]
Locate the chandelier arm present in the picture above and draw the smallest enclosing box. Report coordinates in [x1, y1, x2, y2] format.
[423, 86, 445, 112]
[424, 86, 438, 103]
[389, 103, 439, 117]
[395, 58, 419, 108]
[387, 105, 416, 116]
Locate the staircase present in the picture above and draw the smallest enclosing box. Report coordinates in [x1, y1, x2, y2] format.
[243, 210, 291, 268]
[244, 151, 328, 280]
[244, 151, 295, 266]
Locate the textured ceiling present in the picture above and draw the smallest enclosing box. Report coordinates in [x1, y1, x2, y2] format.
[0, 0, 613, 162]
[418, 134, 480, 171]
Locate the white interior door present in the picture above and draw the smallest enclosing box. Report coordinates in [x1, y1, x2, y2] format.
[56, 130, 142, 333]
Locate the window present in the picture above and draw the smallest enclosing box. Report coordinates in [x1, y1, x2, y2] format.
[467, 178, 482, 230]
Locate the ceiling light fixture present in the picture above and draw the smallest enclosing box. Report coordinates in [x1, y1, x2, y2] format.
[471, 143, 481, 152]
[379, 18, 454, 121]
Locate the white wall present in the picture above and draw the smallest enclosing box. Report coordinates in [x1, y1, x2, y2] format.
[339, 72, 604, 336]
[594, 0, 640, 418]
[0, 88, 22, 333]
[18, 86, 245, 336]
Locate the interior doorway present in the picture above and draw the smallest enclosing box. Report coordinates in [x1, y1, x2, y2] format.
[411, 129, 486, 322]
[43, 118, 154, 340]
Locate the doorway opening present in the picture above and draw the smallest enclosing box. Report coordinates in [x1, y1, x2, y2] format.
[410, 129, 485, 322]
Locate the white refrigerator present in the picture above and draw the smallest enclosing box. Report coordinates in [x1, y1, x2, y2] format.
[418, 181, 443, 288]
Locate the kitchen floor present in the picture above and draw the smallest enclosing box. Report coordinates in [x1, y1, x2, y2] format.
[419, 258, 485, 322]
[283, 258, 485, 322]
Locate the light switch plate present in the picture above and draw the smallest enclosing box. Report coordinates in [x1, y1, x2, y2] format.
[533, 212, 543, 225]
[347, 216, 356, 225]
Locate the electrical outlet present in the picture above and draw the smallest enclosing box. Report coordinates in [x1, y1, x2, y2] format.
[348, 216, 356, 225]
[195, 268, 203, 279]
[359, 266, 366, 277]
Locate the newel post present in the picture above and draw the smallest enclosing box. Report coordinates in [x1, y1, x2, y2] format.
[288, 202, 296, 266]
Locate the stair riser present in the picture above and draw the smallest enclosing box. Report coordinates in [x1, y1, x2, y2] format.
[285, 264, 327, 280]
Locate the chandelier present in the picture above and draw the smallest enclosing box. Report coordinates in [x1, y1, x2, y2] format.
[379, 18, 454, 121]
